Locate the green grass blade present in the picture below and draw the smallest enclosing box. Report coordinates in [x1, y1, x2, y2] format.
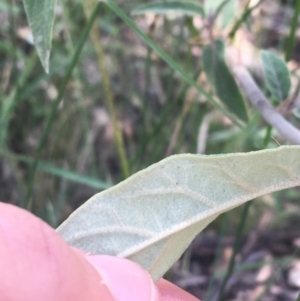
[37, 163, 111, 190]
[5, 152, 111, 190]
[285, 0, 300, 62]
[131, 1, 204, 17]
[103, 0, 243, 127]
[217, 202, 252, 301]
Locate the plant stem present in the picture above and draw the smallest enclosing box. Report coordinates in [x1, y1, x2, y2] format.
[82, 0, 130, 179]
[228, 0, 263, 40]
[233, 66, 300, 145]
[217, 202, 252, 301]
[263, 125, 272, 147]
[24, 3, 101, 209]
[285, 0, 300, 61]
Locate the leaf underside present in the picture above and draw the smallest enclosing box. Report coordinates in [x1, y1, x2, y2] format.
[57, 146, 300, 281]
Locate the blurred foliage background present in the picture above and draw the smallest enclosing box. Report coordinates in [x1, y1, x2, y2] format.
[1, 0, 300, 300]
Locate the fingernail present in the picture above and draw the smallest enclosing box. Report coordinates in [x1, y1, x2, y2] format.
[85, 255, 160, 301]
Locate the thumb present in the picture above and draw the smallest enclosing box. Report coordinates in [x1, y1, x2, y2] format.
[85, 254, 160, 301]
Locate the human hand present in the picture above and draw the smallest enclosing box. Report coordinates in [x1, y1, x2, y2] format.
[0, 202, 200, 301]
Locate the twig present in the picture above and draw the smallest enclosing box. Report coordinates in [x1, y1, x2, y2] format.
[197, 113, 214, 154]
[233, 66, 300, 145]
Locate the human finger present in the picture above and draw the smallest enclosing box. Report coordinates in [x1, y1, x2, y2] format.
[0, 202, 104, 301]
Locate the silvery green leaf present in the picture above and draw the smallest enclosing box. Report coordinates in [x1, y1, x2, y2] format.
[57, 146, 300, 281]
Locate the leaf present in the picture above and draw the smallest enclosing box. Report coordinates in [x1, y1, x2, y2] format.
[202, 40, 248, 122]
[260, 50, 291, 102]
[204, 0, 236, 27]
[57, 146, 300, 281]
[221, 0, 237, 27]
[204, 0, 226, 15]
[22, 0, 57, 72]
[131, 1, 204, 17]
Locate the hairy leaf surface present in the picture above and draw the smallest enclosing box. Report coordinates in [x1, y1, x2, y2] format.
[57, 146, 300, 281]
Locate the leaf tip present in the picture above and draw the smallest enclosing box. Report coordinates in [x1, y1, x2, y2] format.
[38, 49, 50, 73]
